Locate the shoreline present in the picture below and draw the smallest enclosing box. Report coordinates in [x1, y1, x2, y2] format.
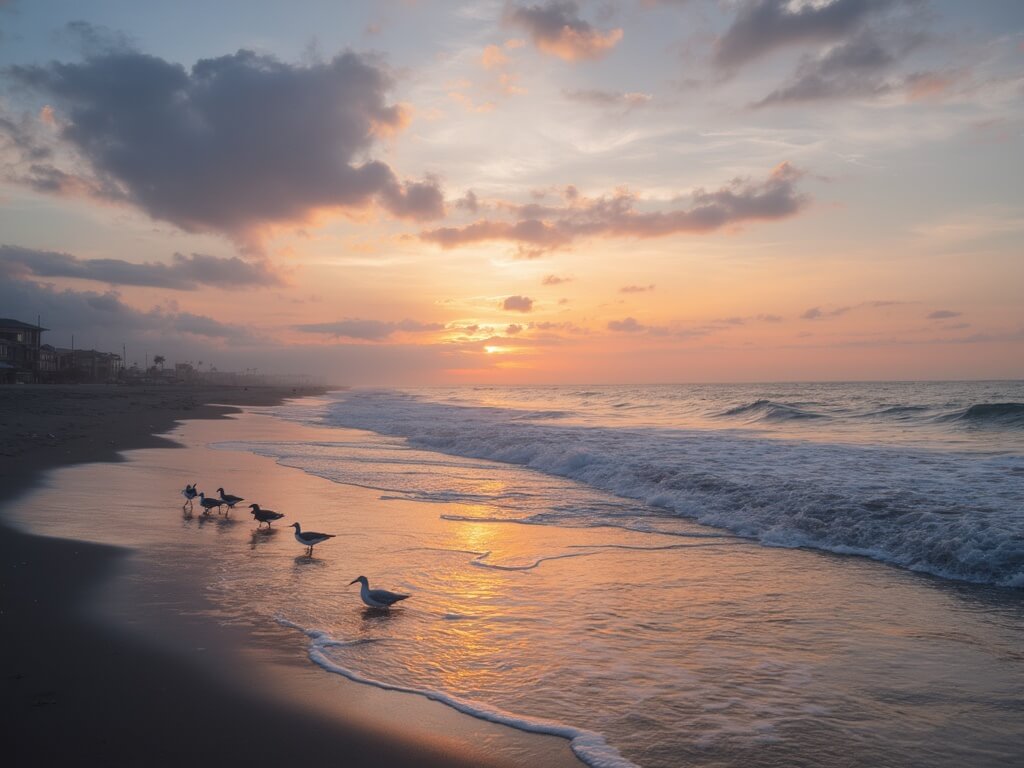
[0, 385, 583, 767]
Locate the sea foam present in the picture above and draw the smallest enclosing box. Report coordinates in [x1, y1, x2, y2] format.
[276, 618, 638, 768]
[275, 390, 1024, 588]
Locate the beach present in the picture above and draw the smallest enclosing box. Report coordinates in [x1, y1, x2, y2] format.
[0, 385, 582, 768]
[3, 383, 1023, 767]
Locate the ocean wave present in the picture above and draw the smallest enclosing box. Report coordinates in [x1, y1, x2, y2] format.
[716, 399, 828, 422]
[860, 405, 932, 418]
[276, 618, 638, 768]
[510, 409, 570, 420]
[296, 391, 1024, 587]
[938, 402, 1024, 428]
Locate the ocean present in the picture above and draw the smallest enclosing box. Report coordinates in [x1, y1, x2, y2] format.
[214, 381, 1023, 767]
[264, 382, 1024, 587]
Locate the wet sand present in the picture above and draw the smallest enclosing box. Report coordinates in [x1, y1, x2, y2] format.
[0, 385, 582, 767]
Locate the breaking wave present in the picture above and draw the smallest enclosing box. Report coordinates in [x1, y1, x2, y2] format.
[939, 403, 1024, 428]
[286, 391, 1024, 588]
[717, 400, 828, 422]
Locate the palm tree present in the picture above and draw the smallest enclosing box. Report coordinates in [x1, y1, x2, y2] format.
[154, 355, 166, 370]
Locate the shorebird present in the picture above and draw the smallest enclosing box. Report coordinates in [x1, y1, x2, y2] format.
[289, 522, 335, 556]
[198, 492, 225, 515]
[217, 487, 244, 512]
[249, 503, 285, 528]
[349, 576, 410, 609]
[180, 483, 198, 511]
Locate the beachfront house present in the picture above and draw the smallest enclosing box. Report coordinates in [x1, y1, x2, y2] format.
[0, 317, 47, 384]
[50, 348, 124, 382]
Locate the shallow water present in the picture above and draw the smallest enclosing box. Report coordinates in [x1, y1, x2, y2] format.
[9, 391, 1024, 768]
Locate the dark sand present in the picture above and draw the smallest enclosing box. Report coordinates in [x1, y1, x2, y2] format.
[0, 385, 582, 767]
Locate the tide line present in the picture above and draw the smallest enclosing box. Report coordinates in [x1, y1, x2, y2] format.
[275, 618, 638, 768]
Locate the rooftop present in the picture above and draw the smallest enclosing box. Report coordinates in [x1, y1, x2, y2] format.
[0, 318, 49, 332]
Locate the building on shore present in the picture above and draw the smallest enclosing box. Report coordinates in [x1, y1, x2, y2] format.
[49, 348, 124, 382]
[0, 318, 127, 384]
[0, 318, 46, 384]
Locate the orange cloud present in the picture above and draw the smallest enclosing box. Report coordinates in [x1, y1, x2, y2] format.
[508, 1, 623, 62]
[538, 26, 622, 61]
[481, 45, 509, 70]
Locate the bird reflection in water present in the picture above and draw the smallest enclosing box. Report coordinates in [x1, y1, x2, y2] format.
[249, 527, 278, 550]
[361, 606, 399, 623]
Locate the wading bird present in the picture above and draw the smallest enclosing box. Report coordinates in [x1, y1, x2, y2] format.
[249, 503, 285, 528]
[217, 487, 244, 512]
[198, 492, 224, 515]
[290, 522, 335, 556]
[180, 483, 198, 511]
[349, 575, 409, 609]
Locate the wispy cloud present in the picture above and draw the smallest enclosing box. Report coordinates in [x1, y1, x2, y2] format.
[802, 300, 907, 320]
[563, 88, 652, 109]
[0, 245, 281, 289]
[423, 164, 807, 252]
[542, 274, 572, 285]
[295, 318, 444, 340]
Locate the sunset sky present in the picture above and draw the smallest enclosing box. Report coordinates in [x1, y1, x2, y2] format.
[1, 0, 1022, 384]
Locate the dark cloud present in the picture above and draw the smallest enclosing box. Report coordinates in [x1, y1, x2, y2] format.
[715, 0, 902, 69]
[507, 1, 623, 61]
[295, 318, 444, 340]
[6, 42, 443, 243]
[754, 26, 927, 106]
[0, 271, 259, 349]
[455, 190, 479, 213]
[506, 323, 523, 334]
[502, 295, 534, 312]
[542, 274, 571, 285]
[425, 219, 570, 250]
[0, 245, 281, 289]
[928, 309, 962, 320]
[620, 284, 655, 293]
[422, 164, 806, 252]
[755, 30, 893, 104]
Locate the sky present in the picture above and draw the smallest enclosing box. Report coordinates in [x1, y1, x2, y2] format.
[0, 0, 1022, 384]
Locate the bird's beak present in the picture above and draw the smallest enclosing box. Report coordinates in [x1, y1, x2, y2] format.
[348, 578, 359, 585]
